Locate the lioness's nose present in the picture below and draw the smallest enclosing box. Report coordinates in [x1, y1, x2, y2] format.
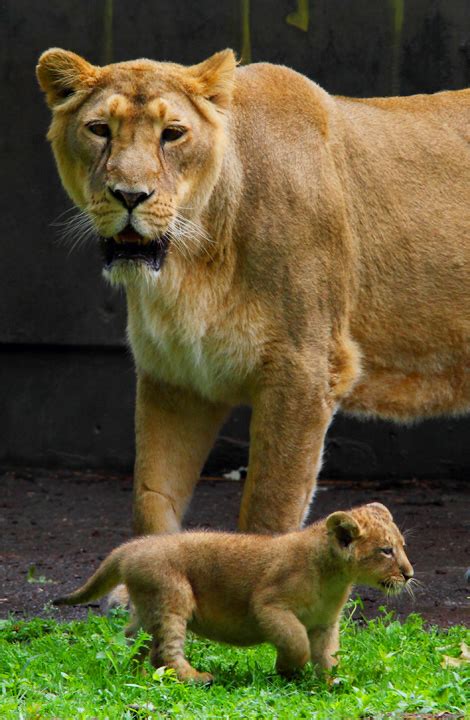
[110, 188, 153, 210]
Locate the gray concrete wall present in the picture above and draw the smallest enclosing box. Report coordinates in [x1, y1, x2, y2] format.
[1, 0, 469, 477]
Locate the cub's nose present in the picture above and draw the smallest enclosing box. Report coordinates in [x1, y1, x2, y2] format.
[402, 567, 414, 581]
[110, 188, 153, 210]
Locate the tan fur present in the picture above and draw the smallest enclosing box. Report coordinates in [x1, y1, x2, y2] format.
[37, 50, 470, 537]
[54, 503, 413, 683]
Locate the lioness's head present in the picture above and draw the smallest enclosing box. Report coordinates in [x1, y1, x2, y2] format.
[326, 502, 414, 595]
[36, 48, 236, 284]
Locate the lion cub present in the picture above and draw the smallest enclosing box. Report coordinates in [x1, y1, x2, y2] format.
[54, 503, 413, 683]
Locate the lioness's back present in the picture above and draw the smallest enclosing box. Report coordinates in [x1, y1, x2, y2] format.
[232, 63, 470, 420]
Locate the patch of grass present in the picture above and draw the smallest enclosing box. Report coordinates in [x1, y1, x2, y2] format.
[26, 565, 56, 586]
[0, 605, 468, 719]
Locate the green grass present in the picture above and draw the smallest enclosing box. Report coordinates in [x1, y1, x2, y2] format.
[0, 604, 468, 720]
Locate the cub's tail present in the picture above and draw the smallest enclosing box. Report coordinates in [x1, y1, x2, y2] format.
[53, 545, 126, 606]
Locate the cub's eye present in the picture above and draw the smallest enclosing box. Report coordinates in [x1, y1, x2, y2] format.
[380, 547, 394, 557]
[161, 126, 186, 144]
[87, 123, 111, 139]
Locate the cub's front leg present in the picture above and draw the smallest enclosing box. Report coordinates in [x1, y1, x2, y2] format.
[133, 373, 229, 535]
[252, 596, 311, 676]
[239, 354, 335, 533]
[308, 623, 340, 675]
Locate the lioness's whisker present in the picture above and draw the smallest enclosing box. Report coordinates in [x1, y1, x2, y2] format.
[167, 216, 212, 262]
[167, 214, 216, 263]
[173, 212, 214, 244]
[166, 226, 192, 261]
[51, 206, 83, 224]
[53, 218, 89, 235]
[57, 216, 94, 235]
[67, 227, 98, 256]
[52, 207, 99, 254]
[51, 209, 89, 227]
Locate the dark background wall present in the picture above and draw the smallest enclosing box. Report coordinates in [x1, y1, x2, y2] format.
[1, 0, 469, 478]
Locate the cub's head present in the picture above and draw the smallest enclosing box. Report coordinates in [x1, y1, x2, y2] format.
[326, 503, 414, 595]
[36, 48, 236, 285]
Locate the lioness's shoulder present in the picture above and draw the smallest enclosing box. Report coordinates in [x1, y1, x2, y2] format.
[233, 62, 332, 137]
[234, 61, 327, 99]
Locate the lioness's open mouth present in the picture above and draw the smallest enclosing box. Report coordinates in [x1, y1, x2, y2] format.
[101, 226, 170, 271]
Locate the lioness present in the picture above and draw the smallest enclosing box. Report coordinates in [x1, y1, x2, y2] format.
[36, 49, 470, 536]
[54, 502, 413, 683]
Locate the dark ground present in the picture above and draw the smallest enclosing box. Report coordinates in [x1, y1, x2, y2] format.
[0, 468, 468, 627]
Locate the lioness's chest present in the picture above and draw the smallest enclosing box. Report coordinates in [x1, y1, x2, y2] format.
[126, 282, 265, 403]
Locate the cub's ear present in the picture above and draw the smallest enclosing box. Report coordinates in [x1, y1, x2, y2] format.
[36, 48, 99, 108]
[367, 502, 393, 521]
[326, 512, 362, 548]
[186, 49, 237, 108]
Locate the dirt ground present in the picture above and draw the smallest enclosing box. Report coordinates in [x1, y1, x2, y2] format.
[0, 468, 468, 627]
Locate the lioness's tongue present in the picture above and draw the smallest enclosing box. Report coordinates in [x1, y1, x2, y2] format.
[115, 227, 143, 244]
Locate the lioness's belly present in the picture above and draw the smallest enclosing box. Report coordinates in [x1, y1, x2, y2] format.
[343, 363, 470, 420]
[344, 317, 470, 423]
[345, 282, 470, 420]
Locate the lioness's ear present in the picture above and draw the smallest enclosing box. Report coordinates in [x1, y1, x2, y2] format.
[367, 502, 393, 521]
[186, 49, 237, 108]
[36, 48, 99, 108]
[326, 512, 362, 548]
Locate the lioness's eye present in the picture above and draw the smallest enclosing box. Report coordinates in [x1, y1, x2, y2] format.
[381, 547, 394, 557]
[161, 127, 186, 144]
[88, 123, 111, 138]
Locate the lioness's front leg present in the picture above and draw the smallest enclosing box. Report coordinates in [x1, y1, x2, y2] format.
[239, 356, 334, 533]
[133, 373, 229, 535]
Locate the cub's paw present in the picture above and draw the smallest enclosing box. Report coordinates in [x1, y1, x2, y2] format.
[190, 671, 214, 686]
[276, 666, 304, 679]
[177, 667, 214, 685]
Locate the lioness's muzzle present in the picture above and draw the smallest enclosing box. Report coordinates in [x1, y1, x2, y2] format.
[101, 235, 170, 271]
